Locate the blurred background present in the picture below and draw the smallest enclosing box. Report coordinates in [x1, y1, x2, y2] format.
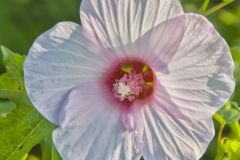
[0, 0, 239, 159]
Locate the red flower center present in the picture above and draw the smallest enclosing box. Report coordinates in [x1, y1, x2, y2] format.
[104, 59, 155, 107]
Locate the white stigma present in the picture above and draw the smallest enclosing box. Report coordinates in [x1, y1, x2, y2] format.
[114, 82, 132, 101]
[113, 73, 144, 102]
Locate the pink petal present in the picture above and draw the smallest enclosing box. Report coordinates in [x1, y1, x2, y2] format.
[53, 82, 141, 160]
[132, 14, 186, 70]
[122, 108, 135, 131]
[156, 13, 235, 120]
[134, 106, 215, 160]
[24, 22, 111, 124]
[80, 0, 183, 49]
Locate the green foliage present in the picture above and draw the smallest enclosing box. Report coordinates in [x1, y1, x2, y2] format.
[0, 46, 29, 106]
[200, 0, 235, 16]
[41, 137, 62, 160]
[199, 0, 210, 12]
[232, 63, 240, 104]
[0, 47, 61, 160]
[212, 102, 240, 160]
[218, 102, 240, 124]
[0, 100, 16, 117]
[217, 138, 240, 160]
[231, 47, 240, 62]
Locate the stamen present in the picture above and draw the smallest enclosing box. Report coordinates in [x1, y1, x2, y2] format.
[113, 72, 144, 102]
[121, 65, 133, 73]
[142, 65, 149, 73]
[145, 82, 153, 87]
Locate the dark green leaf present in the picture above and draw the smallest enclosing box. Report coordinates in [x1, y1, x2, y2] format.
[0, 46, 60, 160]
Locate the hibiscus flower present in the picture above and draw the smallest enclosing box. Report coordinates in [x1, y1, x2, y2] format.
[24, 0, 235, 159]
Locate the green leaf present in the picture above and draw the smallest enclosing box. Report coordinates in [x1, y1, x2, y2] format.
[218, 102, 240, 123]
[0, 46, 30, 106]
[0, 106, 56, 160]
[20, 154, 28, 160]
[229, 121, 240, 139]
[25, 154, 41, 160]
[229, 139, 240, 156]
[0, 46, 60, 160]
[1, 46, 25, 82]
[0, 99, 17, 117]
[221, 138, 240, 159]
[41, 137, 61, 160]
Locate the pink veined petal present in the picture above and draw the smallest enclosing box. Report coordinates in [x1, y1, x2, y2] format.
[122, 108, 135, 131]
[132, 14, 186, 70]
[24, 22, 111, 124]
[53, 82, 141, 160]
[134, 105, 215, 160]
[80, 0, 183, 50]
[155, 13, 235, 120]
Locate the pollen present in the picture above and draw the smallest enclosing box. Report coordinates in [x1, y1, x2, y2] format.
[113, 72, 144, 102]
[105, 59, 154, 105]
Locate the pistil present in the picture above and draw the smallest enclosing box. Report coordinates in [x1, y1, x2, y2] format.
[113, 72, 144, 102]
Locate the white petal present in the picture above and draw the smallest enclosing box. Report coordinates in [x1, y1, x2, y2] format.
[24, 22, 110, 124]
[156, 13, 235, 120]
[80, 0, 183, 49]
[53, 82, 141, 160]
[135, 106, 215, 160]
[122, 109, 135, 131]
[133, 14, 186, 70]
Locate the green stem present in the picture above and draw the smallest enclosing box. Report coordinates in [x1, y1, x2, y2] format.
[213, 113, 226, 160]
[199, 0, 210, 12]
[213, 113, 226, 144]
[229, 122, 240, 138]
[218, 124, 225, 144]
[214, 147, 225, 160]
[202, 0, 235, 16]
[215, 146, 224, 160]
[213, 113, 226, 125]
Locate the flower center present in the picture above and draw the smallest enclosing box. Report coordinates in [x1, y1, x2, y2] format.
[113, 72, 144, 102]
[105, 59, 154, 106]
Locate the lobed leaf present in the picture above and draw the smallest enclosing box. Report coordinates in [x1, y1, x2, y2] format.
[0, 46, 60, 160]
[0, 46, 29, 106]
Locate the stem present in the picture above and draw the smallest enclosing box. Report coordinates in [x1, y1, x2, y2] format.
[214, 147, 225, 160]
[213, 113, 226, 160]
[213, 113, 226, 144]
[229, 122, 240, 138]
[213, 113, 226, 125]
[202, 0, 235, 16]
[199, 0, 210, 12]
[217, 124, 225, 144]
